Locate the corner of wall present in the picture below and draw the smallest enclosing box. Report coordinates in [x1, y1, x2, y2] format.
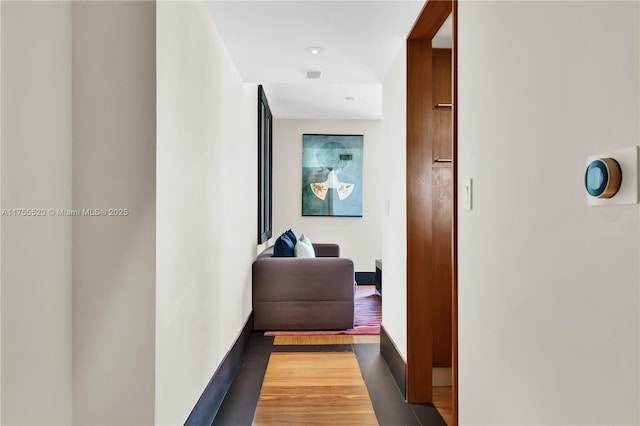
[72, 1, 156, 424]
[380, 45, 408, 361]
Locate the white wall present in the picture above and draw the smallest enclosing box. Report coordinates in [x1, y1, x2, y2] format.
[381, 46, 408, 360]
[156, 2, 256, 424]
[1, 3, 3, 421]
[458, 1, 639, 424]
[1, 2, 73, 424]
[272, 119, 383, 271]
[72, 2, 156, 425]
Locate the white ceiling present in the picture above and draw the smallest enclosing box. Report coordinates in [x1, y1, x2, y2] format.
[206, 1, 444, 119]
[433, 14, 453, 49]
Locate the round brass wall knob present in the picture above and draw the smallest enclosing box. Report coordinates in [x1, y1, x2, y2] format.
[585, 158, 622, 198]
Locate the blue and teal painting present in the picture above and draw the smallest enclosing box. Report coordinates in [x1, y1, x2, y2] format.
[302, 134, 363, 217]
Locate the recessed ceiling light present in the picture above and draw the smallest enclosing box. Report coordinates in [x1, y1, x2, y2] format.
[345, 96, 356, 101]
[305, 46, 324, 55]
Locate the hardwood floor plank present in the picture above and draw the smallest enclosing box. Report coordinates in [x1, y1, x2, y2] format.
[253, 352, 378, 425]
[273, 335, 380, 345]
[254, 413, 377, 426]
[258, 385, 370, 396]
[433, 386, 453, 425]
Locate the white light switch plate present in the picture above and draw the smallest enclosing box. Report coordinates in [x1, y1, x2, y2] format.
[463, 178, 472, 210]
[586, 146, 638, 206]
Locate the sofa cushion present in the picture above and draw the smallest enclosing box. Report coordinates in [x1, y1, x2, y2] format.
[273, 233, 295, 257]
[285, 229, 297, 246]
[294, 234, 316, 258]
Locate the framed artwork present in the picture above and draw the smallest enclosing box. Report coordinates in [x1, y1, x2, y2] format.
[257, 85, 272, 243]
[302, 134, 363, 217]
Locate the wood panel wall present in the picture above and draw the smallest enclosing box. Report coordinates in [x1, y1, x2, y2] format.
[432, 165, 452, 368]
[432, 49, 453, 368]
[432, 49, 453, 162]
[406, 37, 434, 402]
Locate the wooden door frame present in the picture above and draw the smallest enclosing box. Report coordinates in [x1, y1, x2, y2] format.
[406, 0, 458, 424]
[452, 2, 459, 423]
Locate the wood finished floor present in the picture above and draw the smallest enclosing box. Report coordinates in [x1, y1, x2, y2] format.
[433, 387, 453, 426]
[254, 352, 378, 425]
[274, 336, 452, 425]
[212, 333, 448, 426]
[274, 335, 380, 345]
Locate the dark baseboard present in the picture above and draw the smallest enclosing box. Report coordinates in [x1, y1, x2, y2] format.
[380, 325, 406, 399]
[184, 312, 253, 426]
[355, 271, 376, 285]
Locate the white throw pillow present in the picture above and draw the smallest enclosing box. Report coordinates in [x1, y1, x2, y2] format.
[294, 234, 316, 258]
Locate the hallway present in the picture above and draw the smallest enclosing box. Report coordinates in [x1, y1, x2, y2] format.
[212, 334, 450, 425]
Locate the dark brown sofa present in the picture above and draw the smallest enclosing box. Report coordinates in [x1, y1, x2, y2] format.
[252, 243, 355, 331]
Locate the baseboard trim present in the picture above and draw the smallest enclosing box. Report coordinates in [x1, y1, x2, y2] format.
[380, 325, 406, 399]
[355, 271, 375, 285]
[184, 312, 253, 426]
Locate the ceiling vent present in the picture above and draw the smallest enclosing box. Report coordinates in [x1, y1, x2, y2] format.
[306, 71, 322, 79]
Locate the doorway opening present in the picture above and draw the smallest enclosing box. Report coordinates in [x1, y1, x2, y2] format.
[405, 0, 458, 424]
